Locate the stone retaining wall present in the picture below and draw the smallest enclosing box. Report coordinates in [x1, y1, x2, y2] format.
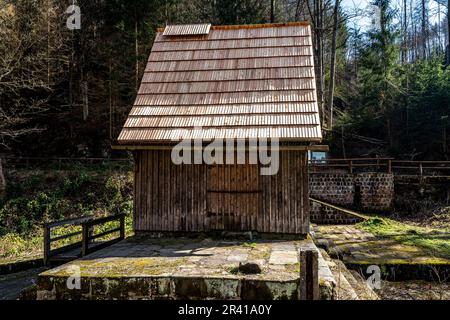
[309, 174, 354, 206]
[310, 173, 394, 212]
[354, 173, 394, 211]
[310, 201, 363, 225]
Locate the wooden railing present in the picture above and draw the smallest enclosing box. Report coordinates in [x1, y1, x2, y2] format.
[309, 158, 394, 174]
[43, 214, 126, 266]
[391, 160, 450, 176]
[309, 158, 450, 176]
[2, 157, 131, 170]
[43, 216, 94, 266]
[81, 214, 126, 256]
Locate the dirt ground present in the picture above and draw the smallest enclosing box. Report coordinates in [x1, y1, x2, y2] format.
[377, 280, 450, 300]
[391, 206, 450, 230]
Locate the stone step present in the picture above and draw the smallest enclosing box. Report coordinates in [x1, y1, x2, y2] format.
[319, 249, 359, 300]
[329, 259, 360, 300]
[347, 269, 380, 300]
[319, 248, 379, 300]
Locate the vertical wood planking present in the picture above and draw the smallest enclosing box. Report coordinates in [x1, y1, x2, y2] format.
[303, 151, 309, 234]
[132, 150, 309, 235]
[175, 156, 181, 231]
[134, 153, 140, 231]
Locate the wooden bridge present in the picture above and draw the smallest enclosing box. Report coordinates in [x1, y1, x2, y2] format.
[43, 213, 126, 266]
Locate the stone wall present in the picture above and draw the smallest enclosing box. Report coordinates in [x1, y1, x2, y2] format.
[309, 173, 354, 206]
[309, 173, 394, 212]
[310, 201, 364, 225]
[354, 173, 394, 211]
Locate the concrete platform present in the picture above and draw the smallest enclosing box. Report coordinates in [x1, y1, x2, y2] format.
[313, 225, 450, 281]
[36, 236, 335, 300]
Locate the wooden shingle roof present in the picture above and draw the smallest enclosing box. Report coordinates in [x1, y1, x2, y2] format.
[118, 22, 322, 144]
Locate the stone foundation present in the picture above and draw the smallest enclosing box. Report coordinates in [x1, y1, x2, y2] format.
[310, 173, 394, 211]
[310, 201, 364, 225]
[37, 275, 303, 300]
[35, 237, 336, 300]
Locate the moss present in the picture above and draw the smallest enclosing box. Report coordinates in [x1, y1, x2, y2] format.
[247, 244, 271, 261]
[242, 242, 257, 248]
[357, 217, 450, 260]
[285, 263, 300, 274]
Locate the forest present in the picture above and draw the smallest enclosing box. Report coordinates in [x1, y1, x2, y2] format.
[0, 0, 450, 302]
[0, 0, 449, 160]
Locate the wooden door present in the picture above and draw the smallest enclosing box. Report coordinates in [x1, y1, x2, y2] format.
[206, 164, 260, 231]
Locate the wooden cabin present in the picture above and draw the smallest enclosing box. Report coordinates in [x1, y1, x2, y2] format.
[117, 22, 323, 236]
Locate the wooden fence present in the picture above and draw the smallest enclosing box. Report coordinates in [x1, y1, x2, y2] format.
[3, 156, 450, 177]
[309, 158, 450, 176]
[43, 213, 126, 266]
[2, 157, 132, 170]
[309, 158, 394, 174]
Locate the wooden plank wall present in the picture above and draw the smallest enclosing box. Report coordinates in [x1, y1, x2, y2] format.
[134, 150, 309, 234]
[207, 164, 260, 231]
[259, 149, 309, 234]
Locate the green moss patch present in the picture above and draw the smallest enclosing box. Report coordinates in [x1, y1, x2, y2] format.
[357, 217, 450, 260]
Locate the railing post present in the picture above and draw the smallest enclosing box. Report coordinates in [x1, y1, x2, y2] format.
[299, 248, 319, 300]
[81, 223, 89, 257]
[43, 226, 51, 266]
[419, 162, 423, 176]
[388, 159, 392, 174]
[348, 160, 353, 174]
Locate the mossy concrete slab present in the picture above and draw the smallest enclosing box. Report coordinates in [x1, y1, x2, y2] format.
[313, 225, 450, 281]
[36, 236, 335, 300]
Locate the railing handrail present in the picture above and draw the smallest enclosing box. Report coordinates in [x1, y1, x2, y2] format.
[43, 213, 126, 265]
[3, 156, 130, 162]
[308, 157, 450, 176]
[44, 215, 95, 228]
[391, 160, 450, 164]
[309, 157, 394, 162]
[82, 213, 126, 227]
[82, 214, 126, 257]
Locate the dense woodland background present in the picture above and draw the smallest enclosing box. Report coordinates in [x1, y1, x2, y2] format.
[0, 0, 449, 160]
[0, 0, 449, 261]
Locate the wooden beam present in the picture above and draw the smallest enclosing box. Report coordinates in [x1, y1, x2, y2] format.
[112, 145, 329, 152]
[299, 247, 319, 300]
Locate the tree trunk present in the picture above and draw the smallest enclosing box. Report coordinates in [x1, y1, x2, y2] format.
[315, 0, 325, 126]
[270, 0, 276, 23]
[82, 78, 89, 121]
[447, 0, 450, 66]
[135, 16, 139, 91]
[319, 0, 325, 125]
[402, 0, 407, 63]
[305, 0, 325, 126]
[327, 0, 340, 129]
[443, 126, 447, 154]
[421, 0, 427, 59]
[387, 118, 392, 148]
[0, 158, 5, 199]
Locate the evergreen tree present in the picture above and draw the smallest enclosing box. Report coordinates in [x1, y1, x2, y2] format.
[358, 0, 401, 148]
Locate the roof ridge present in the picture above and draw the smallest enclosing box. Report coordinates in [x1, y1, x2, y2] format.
[157, 21, 310, 33]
